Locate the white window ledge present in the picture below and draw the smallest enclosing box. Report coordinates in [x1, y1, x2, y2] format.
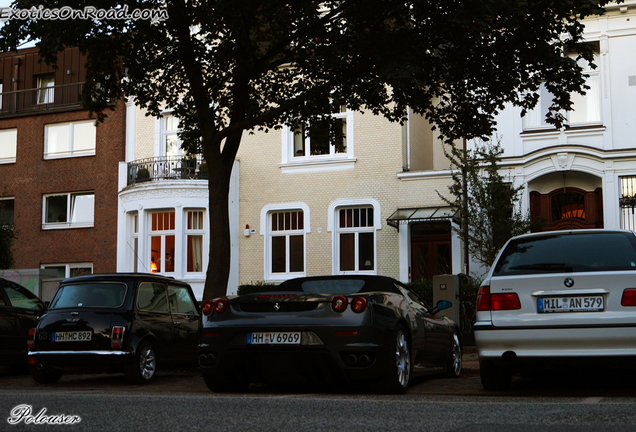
[397, 170, 453, 181]
[279, 157, 356, 174]
[44, 150, 96, 160]
[0, 158, 16, 164]
[42, 222, 94, 230]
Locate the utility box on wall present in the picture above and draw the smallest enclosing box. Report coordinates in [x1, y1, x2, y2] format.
[432, 274, 461, 324]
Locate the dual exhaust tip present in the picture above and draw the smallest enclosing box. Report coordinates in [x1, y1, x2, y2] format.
[198, 353, 216, 367]
[345, 353, 373, 367]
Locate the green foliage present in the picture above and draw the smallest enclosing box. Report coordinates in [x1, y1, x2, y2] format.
[136, 167, 150, 180]
[0, 0, 614, 298]
[237, 281, 278, 296]
[406, 279, 433, 306]
[441, 139, 541, 268]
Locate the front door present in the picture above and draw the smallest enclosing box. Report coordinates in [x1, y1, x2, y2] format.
[411, 237, 451, 282]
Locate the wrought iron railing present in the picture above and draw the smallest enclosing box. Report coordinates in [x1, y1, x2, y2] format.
[127, 156, 207, 186]
[0, 83, 85, 117]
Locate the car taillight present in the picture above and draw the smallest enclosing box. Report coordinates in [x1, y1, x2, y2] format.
[111, 326, 125, 349]
[332, 295, 348, 312]
[202, 300, 213, 315]
[621, 288, 636, 306]
[351, 297, 367, 313]
[476, 286, 491, 311]
[214, 298, 228, 314]
[27, 328, 35, 350]
[477, 286, 521, 311]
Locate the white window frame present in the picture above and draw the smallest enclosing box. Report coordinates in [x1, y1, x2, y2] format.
[0, 128, 17, 164]
[44, 120, 97, 159]
[41, 263, 93, 278]
[328, 199, 381, 275]
[185, 209, 206, 274]
[149, 210, 176, 275]
[37, 74, 55, 104]
[280, 109, 355, 173]
[0, 81, 3, 110]
[260, 202, 310, 282]
[42, 192, 95, 230]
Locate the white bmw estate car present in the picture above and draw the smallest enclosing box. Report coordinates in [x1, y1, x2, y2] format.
[474, 229, 636, 390]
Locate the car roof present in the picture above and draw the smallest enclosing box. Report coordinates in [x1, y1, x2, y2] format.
[278, 275, 401, 292]
[509, 229, 635, 241]
[59, 273, 190, 286]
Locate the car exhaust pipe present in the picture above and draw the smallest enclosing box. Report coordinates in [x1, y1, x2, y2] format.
[198, 354, 216, 367]
[502, 351, 517, 365]
[359, 354, 371, 366]
[346, 354, 358, 366]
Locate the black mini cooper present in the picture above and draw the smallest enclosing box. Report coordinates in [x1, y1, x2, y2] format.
[28, 273, 200, 384]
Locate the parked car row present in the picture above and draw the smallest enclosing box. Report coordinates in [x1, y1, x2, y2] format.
[2, 273, 462, 394]
[8, 230, 630, 394]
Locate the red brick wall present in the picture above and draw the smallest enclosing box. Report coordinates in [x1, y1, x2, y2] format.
[0, 101, 126, 273]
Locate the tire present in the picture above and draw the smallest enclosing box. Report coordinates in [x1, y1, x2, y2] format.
[29, 364, 62, 384]
[444, 332, 462, 378]
[125, 341, 157, 385]
[372, 325, 411, 394]
[203, 370, 250, 393]
[480, 360, 513, 391]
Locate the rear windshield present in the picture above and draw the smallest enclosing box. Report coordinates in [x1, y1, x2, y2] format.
[493, 232, 636, 276]
[49, 283, 127, 309]
[300, 279, 366, 295]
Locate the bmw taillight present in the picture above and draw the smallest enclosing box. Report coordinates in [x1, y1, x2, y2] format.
[332, 295, 348, 312]
[621, 289, 636, 306]
[214, 298, 228, 314]
[351, 297, 367, 313]
[201, 300, 213, 315]
[477, 285, 521, 311]
[111, 326, 125, 349]
[27, 328, 35, 350]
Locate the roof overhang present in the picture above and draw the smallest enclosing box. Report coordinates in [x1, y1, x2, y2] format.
[386, 206, 459, 230]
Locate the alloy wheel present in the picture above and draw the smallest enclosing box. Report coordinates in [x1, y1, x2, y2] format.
[395, 329, 411, 387]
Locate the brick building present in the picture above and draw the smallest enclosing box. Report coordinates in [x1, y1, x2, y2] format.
[0, 46, 125, 293]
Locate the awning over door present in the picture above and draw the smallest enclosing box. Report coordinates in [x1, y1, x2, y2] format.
[386, 206, 458, 229]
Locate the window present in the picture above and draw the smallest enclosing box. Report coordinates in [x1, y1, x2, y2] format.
[44, 121, 96, 159]
[137, 282, 169, 313]
[551, 192, 585, 221]
[0, 129, 17, 163]
[41, 263, 93, 278]
[150, 211, 176, 273]
[523, 55, 601, 130]
[620, 176, 636, 231]
[43, 192, 95, 229]
[37, 74, 55, 104]
[281, 107, 354, 171]
[3, 282, 44, 311]
[131, 212, 139, 272]
[0, 198, 14, 225]
[269, 210, 305, 278]
[0, 80, 3, 110]
[167, 285, 198, 314]
[186, 210, 204, 273]
[336, 207, 376, 273]
[163, 114, 181, 158]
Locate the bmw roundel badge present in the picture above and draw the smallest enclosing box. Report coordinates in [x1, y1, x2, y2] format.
[564, 278, 574, 288]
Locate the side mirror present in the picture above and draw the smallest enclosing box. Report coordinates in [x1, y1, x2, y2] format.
[430, 299, 452, 315]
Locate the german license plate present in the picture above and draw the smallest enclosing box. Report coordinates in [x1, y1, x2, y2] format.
[247, 332, 301, 345]
[538, 296, 604, 313]
[52, 331, 92, 342]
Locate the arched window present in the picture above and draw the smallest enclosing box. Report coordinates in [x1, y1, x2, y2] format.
[551, 191, 586, 221]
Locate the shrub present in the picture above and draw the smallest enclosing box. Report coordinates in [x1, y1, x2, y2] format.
[237, 281, 278, 296]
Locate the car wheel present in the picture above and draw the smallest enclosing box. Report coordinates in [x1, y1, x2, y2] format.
[125, 341, 157, 385]
[203, 370, 250, 393]
[29, 364, 62, 384]
[444, 332, 462, 378]
[372, 325, 411, 394]
[480, 360, 512, 391]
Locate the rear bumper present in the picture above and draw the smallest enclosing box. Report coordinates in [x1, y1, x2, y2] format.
[28, 350, 133, 368]
[199, 325, 393, 383]
[475, 324, 636, 360]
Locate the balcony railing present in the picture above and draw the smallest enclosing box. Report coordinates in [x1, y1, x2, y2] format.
[127, 156, 207, 186]
[0, 83, 85, 117]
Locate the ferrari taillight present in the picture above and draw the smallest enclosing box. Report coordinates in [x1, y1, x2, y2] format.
[27, 328, 35, 350]
[111, 326, 125, 349]
[351, 297, 367, 313]
[201, 300, 213, 315]
[214, 298, 228, 314]
[332, 295, 348, 312]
